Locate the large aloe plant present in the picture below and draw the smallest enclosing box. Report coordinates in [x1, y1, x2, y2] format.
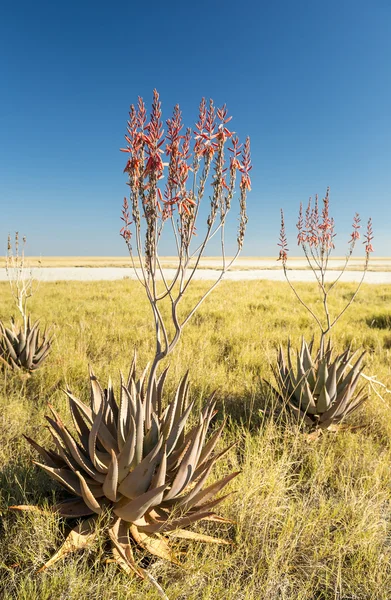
[13, 358, 237, 578]
[269, 338, 368, 430]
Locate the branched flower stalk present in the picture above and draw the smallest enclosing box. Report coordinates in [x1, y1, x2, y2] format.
[5, 232, 37, 335]
[120, 91, 251, 415]
[278, 188, 374, 351]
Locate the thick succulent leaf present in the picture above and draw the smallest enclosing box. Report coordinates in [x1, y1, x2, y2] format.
[103, 449, 119, 502]
[167, 528, 231, 545]
[51, 498, 95, 519]
[8, 504, 49, 514]
[106, 376, 119, 424]
[47, 406, 104, 482]
[130, 525, 180, 564]
[137, 361, 150, 396]
[34, 336, 52, 362]
[117, 416, 136, 482]
[164, 425, 203, 501]
[195, 420, 226, 470]
[24, 435, 65, 468]
[89, 369, 105, 415]
[1, 330, 19, 362]
[325, 361, 338, 404]
[34, 462, 82, 496]
[316, 385, 331, 413]
[293, 378, 317, 414]
[88, 401, 110, 474]
[114, 484, 169, 522]
[296, 348, 307, 387]
[17, 330, 26, 357]
[183, 472, 239, 511]
[165, 399, 195, 457]
[108, 517, 144, 579]
[76, 471, 103, 514]
[161, 375, 187, 441]
[134, 382, 145, 465]
[103, 397, 117, 441]
[155, 365, 169, 417]
[38, 517, 97, 572]
[126, 352, 137, 387]
[163, 459, 216, 509]
[200, 513, 235, 524]
[301, 339, 316, 387]
[118, 438, 163, 499]
[193, 442, 236, 481]
[319, 385, 355, 424]
[336, 348, 354, 384]
[65, 391, 93, 425]
[337, 352, 366, 397]
[149, 447, 167, 505]
[166, 438, 192, 473]
[69, 398, 90, 450]
[139, 509, 215, 534]
[52, 498, 95, 517]
[143, 412, 160, 455]
[118, 383, 132, 449]
[3, 324, 19, 343]
[313, 359, 329, 396]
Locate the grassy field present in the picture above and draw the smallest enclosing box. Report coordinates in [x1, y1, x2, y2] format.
[1, 279, 391, 599]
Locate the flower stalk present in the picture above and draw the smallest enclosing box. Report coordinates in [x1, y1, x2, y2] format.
[121, 91, 251, 419]
[279, 188, 373, 352]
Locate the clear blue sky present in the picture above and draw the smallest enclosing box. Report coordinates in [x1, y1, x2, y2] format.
[1, 0, 390, 256]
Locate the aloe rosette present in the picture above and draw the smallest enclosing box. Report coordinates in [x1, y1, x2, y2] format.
[270, 338, 368, 430]
[0, 316, 52, 372]
[15, 357, 237, 577]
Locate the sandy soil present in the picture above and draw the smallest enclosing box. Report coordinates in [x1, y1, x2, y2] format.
[0, 267, 390, 283]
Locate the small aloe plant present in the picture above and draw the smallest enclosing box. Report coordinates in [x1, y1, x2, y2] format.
[0, 316, 52, 372]
[0, 233, 52, 372]
[270, 188, 374, 430]
[269, 338, 368, 430]
[12, 360, 237, 577]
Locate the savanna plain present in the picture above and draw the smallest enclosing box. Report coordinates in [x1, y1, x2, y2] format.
[1, 278, 391, 599]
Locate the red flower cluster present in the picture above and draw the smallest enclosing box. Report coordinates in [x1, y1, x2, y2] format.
[278, 209, 289, 265]
[364, 217, 374, 255]
[239, 137, 252, 191]
[349, 213, 361, 243]
[296, 189, 335, 251]
[120, 92, 251, 234]
[120, 197, 132, 242]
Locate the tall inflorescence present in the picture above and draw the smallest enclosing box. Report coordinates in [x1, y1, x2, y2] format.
[279, 187, 373, 349]
[120, 90, 251, 404]
[5, 232, 36, 334]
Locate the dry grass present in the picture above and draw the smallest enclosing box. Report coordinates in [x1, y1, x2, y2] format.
[1, 279, 391, 599]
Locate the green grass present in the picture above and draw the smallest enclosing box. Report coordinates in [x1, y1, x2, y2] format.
[1, 279, 391, 598]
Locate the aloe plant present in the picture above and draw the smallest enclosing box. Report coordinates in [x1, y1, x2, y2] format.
[0, 316, 52, 372]
[13, 358, 237, 577]
[269, 338, 368, 430]
[0, 233, 52, 372]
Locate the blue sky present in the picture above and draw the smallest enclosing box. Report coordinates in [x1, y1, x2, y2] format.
[1, 0, 390, 256]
